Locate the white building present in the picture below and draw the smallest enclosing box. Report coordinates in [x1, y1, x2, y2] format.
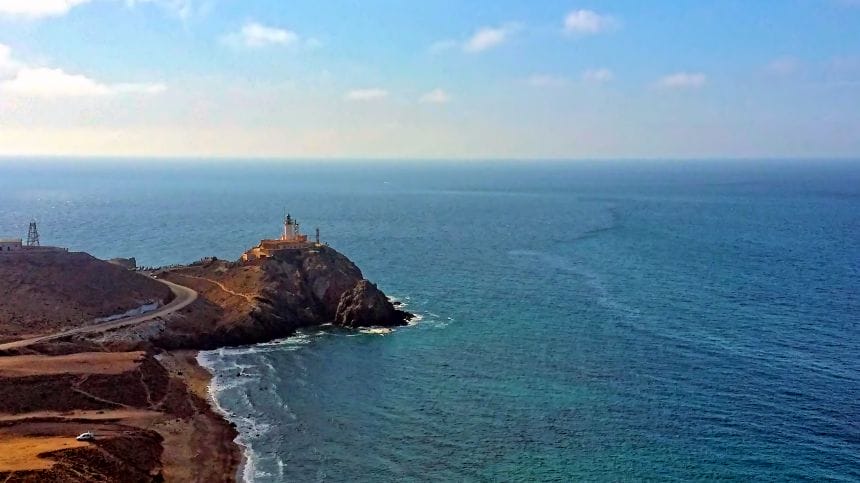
[0, 238, 23, 252]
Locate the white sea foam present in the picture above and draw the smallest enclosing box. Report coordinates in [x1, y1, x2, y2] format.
[276, 457, 285, 479]
[197, 291, 429, 481]
[196, 351, 255, 483]
[407, 313, 424, 326]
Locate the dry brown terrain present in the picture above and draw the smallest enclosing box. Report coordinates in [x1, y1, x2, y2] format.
[0, 351, 240, 482]
[0, 252, 171, 343]
[0, 246, 410, 482]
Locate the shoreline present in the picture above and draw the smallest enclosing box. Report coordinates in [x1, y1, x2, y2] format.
[190, 311, 421, 483]
[158, 350, 244, 482]
[0, 244, 412, 481]
[195, 348, 252, 483]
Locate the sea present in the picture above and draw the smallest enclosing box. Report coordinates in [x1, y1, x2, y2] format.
[0, 159, 858, 481]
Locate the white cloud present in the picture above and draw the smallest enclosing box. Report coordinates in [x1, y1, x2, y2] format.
[0, 67, 166, 98]
[765, 57, 800, 76]
[563, 10, 617, 36]
[345, 88, 388, 101]
[0, 0, 201, 20]
[111, 82, 168, 94]
[125, 0, 196, 20]
[223, 21, 299, 48]
[657, 72, 707, 89]
[0, 0, 90, 18]
[464, 24, 519, 53]
[419, 88, 450, 104]
[527, 74, 568, 87]
[0, 43, 20, 75]
[582, 68, 614, 83]
[0, 45, 165, 98]
[429, 39, 458, 55]
[429, 23, 520, 55]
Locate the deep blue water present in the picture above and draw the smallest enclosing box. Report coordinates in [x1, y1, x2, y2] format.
[1, 159, 858, 481]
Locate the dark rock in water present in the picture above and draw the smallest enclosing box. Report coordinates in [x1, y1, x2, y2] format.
[335, 280, 411, 328]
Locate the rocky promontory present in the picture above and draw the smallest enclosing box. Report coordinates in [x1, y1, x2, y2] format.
[146, 245, 412, 349]
[0, 243, 411, 481]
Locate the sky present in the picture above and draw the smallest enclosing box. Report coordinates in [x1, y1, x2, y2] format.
[0, 0, 859, 160]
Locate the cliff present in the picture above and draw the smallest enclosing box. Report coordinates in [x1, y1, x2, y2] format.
[151, 245, 412, 349]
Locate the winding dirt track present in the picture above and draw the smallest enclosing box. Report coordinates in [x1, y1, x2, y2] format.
[170, 273, 255, 302]
[0, 280, 197, 352]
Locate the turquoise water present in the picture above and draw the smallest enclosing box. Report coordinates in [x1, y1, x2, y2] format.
[1, 160, 858, 481]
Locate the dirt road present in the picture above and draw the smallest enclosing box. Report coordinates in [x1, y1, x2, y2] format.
[0, 280, 197, 352]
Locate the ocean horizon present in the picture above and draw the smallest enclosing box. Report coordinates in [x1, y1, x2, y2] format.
[1, 159, 858, 481]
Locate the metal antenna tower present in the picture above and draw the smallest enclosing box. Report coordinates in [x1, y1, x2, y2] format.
[26, 220, 40, 247]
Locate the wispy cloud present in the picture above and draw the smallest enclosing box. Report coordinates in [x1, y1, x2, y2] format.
[0, 43, 20, 75]
[464, 23, 519, 53]
[125, 0, 198, 21]
[657, 72, 707, 89]
[527, 74, 568, 87]
[428, 40, 458, 55]
[563, 10, 618, 36]
[0, 0, 91, 18]
[765, 57, 801, 76]
[582, 68, 614, 83]
[345, 88, 388, 101]
[0, 43, 165, 98]
[429, 23, 520, 55]
[419, 88, 450, 104]
[222, 21, 299, 48]
[1, 67, 165, 97]
[0, 0, 204, 21]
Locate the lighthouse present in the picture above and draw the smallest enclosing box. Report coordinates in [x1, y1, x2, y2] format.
[282, 213, 302, 242]
[241, 213, 311, 262]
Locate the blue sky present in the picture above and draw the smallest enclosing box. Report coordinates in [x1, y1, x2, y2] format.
[0, 0, 858, 159]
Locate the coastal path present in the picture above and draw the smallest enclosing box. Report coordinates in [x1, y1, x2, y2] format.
[0, 280, 197, 352]
[170, 273, 255, 303]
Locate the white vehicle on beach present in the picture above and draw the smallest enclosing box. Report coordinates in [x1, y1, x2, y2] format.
[76, 431, 96, 441]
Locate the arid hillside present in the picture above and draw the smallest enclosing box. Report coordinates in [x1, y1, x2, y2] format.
[0, 351, 239, 482]
[0, 252, 171, 342]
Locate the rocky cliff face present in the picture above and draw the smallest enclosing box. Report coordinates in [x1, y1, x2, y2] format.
[153, 245, 412, 349]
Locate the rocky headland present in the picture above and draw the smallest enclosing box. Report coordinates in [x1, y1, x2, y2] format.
[0, 244, 411, 481]
[149, 244, 412, 349]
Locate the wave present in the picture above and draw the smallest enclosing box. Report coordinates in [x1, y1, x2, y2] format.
[196, 351, 256, 483]
[198, 290, 434, 482]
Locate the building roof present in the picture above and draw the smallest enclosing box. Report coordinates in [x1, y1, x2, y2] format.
[0, 238, 22, 243]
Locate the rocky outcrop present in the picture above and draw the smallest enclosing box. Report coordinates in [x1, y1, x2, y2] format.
[151, 245, 412, 349]
[336, 280, 411, 328]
